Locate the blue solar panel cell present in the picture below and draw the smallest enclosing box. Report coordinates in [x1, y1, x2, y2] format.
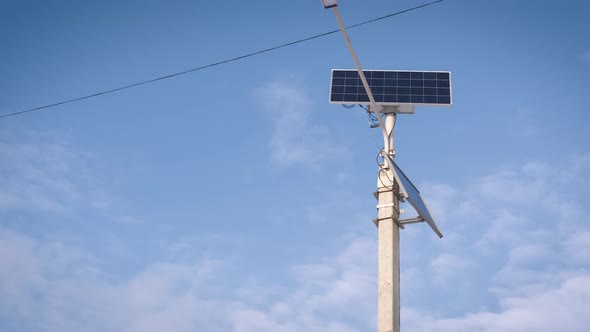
[384, 71, 397, 79]
[346, 71, 359, 78]
[329, 69, 452, 106]
[424, 96, 437, 104]
[399, 79, 411, 87]
[424, 80, 437, 88]
[332, 86, 344, 93]
[398, 87, 410, 95]
[372, 86, 384, 94]
[343, 86, 356, 94]
[423, 72, 437, 80]
[437, 96, 451, 104]
[411, 95, 424, 103]
[411, 79, 424, 87]
[331, 93, 344, 101]
[410, 72, 423, 79]
[333, 78, 345, 85]
[437, 88, 450, 95]
[441, 80, 451, 86]
[344, 93, 356, 101]
[384, 86, 396, 95]
[424, 88, 437, 95]
[398, 95, 411, 103]
[383, 95, 397, 103]
[398, 72, 411, 79]
[333, 70, 346, 78]
[372, 71, 384, 79]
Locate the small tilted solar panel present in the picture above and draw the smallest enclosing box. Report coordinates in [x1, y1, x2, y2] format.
[329, 69, 452, 106]
[388, 157, 443, 238]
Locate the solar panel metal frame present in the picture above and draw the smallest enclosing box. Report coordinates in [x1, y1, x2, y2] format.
[329, 69, 452, 106]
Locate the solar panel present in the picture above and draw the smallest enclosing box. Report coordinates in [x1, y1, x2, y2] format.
[387, 156, 443, 238]
[330, 69, 452, 106]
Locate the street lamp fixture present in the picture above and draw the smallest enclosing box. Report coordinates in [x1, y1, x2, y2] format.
[320, 0, 338, 9]
[320, 3, 400, 332]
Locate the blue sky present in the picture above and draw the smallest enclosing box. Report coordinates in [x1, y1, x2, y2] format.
[1, 0, 589, 331]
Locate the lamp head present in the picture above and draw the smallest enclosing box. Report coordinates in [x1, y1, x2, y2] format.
[321, 0, 338, 9]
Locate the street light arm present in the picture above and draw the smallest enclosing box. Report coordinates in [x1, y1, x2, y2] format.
[331, 6, 391, 162]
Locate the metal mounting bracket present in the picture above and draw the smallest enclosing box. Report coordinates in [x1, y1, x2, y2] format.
[372, 216, 405, 229]
[399, 217, 425, 225]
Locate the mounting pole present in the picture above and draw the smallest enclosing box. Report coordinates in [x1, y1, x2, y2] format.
[375, 112, 400, 332]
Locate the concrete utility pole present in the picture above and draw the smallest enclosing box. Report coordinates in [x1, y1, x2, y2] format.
[374, 114, 400, 332]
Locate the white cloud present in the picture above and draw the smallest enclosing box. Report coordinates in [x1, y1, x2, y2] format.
[0, 227, 40, 317]
[420, 183, 457, 223]
[2, 208, 590, 332]
[477, 168, 545, 205]
[2, 130, 589, 332]
[400, 267, 424, 296]
[506, 243, 551, 265]
[563, 153, 590, 185]
[0, 226, 378, 332]
[565, 231, 590, 263]
[0, 225, 233, 332]
[490, 240, 577, 299]
[255, 80, 349, 169]
[476, 209, 529, 248]
[403, 274, 590, 332]
[430, 253, 472, 282]
[403, 154, 590, 309]
[0, 133, 104, 214]
[459, 155, 590, 250]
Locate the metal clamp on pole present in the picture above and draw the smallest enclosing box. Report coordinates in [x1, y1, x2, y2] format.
[372, 216, 405, 229]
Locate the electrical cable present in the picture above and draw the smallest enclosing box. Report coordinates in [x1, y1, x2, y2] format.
[368, 112, 379, 128]
[0, 0, 445, 120]
[359, 104, 380, 128]
[376, 148, 395, 189]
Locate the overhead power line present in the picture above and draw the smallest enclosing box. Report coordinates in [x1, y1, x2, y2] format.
[0, 0, 444, 120]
